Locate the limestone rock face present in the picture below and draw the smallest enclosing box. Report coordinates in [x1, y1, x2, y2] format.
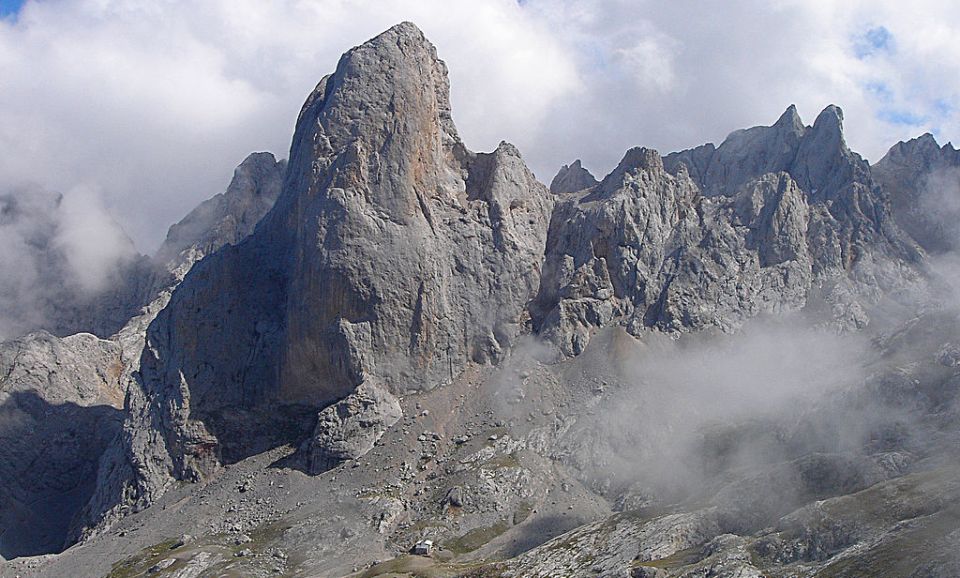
[301, 382, 402, 474]
[96, 21, 552, 521]
[873, 133, 960, 253]
[550, 159, 599, 194]
[156, 152, 286, 272]
[663, 105, 870, 202]
[534, 108, 922, 354]
[0, 332, 124, 558]
[53, 154, 287, 546]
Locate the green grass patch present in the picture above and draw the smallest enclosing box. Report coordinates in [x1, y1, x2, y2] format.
[104, 537, 184, 578]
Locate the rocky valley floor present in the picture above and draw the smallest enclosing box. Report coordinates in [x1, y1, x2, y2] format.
[6, 319, 960, 578]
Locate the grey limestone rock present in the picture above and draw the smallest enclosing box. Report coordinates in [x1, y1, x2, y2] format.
[64, 154, 287, 544]
[156, 151, 286, 271]
[873, 133, 960, 253]
[88, 21, 553, 526]
[534, 107, 924, 355]
[0, 331, 124, 558]
[30, 25, 953, 574]
[550, 159, 599, 194]
[301, 382, 402, 474]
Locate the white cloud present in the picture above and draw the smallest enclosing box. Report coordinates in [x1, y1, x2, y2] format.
[55, 185, 137, 294]
[0, 0, 958, 256]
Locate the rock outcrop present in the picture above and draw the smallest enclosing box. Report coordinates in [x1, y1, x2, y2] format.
[300, 382, 402, 474]
[0, 332, 124, 558]
[550, 159, 599, 194]
[155, 152, 286, 273]
[533, 107, 923, 354]
[873, 133, 960, 253]
[85, 21, 553, 528]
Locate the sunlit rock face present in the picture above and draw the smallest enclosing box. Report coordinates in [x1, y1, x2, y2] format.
[534, 106, 923, 355]
[14, 22, 953, 578]
[91, 22, 553, 522]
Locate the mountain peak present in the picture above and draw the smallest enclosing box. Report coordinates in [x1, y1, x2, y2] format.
[550, 159, 599, 193]
[282, 19, 460, 222]
[812, 104, 844, 136]
[774, 104, 804, 132]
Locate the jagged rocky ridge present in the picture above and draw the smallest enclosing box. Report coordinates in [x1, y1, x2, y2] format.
[2, 21, 959, 578]
[81, 20, 932, 542]
[534, 105, 922, 355]
[873, 133, 960, 254]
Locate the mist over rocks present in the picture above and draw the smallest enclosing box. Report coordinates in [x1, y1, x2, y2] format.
[0, 151, 287, 345]
[873, 133, 960, 254]
[3, 20, 960, 578]
[0, 150, 287, 556]
[0, 184, 153, 340]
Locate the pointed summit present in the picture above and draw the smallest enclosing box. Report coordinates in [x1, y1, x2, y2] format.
[91, 22, 555, 517]
[284, 21, 462, 222]
[550, 159, 599, 194]
[689, 106, 808, 195]
[774, 104, 804, 132]
[811, 104, 845, 140]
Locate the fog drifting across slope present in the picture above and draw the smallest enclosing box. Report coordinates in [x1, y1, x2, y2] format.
[496, 305, 960, 534]
[0, 183, 137, 339]
[557, 320, 874, 498]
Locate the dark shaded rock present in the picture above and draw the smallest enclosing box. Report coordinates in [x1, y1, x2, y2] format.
[873, 133, 960, 253]
[0, 332, 124, 558]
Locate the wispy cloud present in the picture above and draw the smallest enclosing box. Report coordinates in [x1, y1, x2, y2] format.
[0, 0, 958, 256]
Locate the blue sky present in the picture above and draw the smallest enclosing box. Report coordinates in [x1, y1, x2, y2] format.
[0, 0, 24, 18]
[854, 26, 895, 59]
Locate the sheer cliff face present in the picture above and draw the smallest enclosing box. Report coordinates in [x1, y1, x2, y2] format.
[534, 107, 923, 355]
[275, 23, 551, 401]
[120, 22, 553, 493]
[76, 25, 934, 538]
